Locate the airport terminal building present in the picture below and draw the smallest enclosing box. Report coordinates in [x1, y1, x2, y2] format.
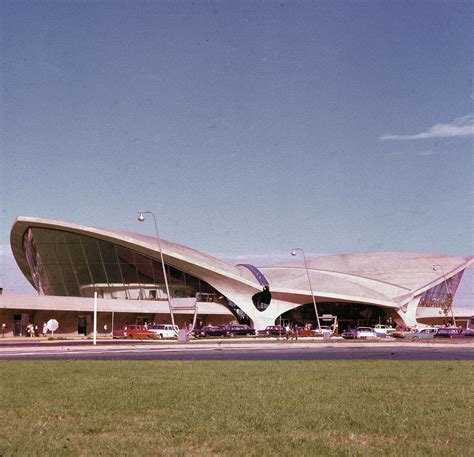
[0, 217, 472, 337]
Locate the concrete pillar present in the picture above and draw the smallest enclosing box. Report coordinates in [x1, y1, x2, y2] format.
[396, 297, 419, 328]
[250, 314, 278, 331]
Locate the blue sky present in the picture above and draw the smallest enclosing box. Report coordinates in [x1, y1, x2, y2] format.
[1, 1, 473, 304]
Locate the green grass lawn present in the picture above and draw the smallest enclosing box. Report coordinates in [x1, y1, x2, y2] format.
[0, 361, 472, 456]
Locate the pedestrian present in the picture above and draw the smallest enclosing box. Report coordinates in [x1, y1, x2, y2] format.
[43, 322, 48, 337]
[285, 324, 291, 340]
[293, 325, 298, 340]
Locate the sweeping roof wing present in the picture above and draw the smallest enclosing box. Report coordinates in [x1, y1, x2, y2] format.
[10, 217, 473, 306]
[267, 252, 473, 299]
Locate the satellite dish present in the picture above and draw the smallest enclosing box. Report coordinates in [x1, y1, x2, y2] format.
[46, 319, 59, 334]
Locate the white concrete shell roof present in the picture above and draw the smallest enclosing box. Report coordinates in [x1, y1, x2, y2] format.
[263, 252, 474, 306]
[10, 217, 260, 291]
[10, 217, 473, 310]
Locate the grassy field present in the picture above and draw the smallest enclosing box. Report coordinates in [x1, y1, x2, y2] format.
[0, 361, 472, 456]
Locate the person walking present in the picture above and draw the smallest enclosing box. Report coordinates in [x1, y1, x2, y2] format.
[292, 325, 298, 340]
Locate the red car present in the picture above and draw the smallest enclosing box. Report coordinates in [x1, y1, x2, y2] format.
[113, 324, 155, 339]
[293, 326, 315, 337]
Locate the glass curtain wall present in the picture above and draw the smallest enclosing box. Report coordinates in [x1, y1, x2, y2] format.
[22, 227, 222, 302]
[418, 271, 464, 308]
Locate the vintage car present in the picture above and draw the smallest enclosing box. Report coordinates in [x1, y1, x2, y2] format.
[148, 324, 179, 339]
[258, 325, 286, 336]
[112, 324, 155, 339]
[356, 327, 378, 339]
[313, 326, 334, 337]
[199, 325, 228, 337]
[373, 324, 396, 337]
[224, 324, 255, 337]
[341, 328, 358, 339]
[391, 327, 414, 339]
[404, 327, 439, 341]
[293, 326, 317, 337]
[463, 327, 474, 337]
[433, 327, 465, 339]
[465, 316, 474, 336]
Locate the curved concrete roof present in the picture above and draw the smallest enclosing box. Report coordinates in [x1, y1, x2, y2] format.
[264, 252, 473, 305]
[10, 217, 473, 310]
[273, 252, 473, 289]
[10, 217, 261, 291]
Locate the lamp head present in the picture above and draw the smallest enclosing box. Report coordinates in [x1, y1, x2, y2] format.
[137, 213, 145, 222]
[291, 250, 297, 256]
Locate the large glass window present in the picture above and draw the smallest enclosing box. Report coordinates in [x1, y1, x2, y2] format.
[419, 271, 464, 308]
[22, 227, 225, 303]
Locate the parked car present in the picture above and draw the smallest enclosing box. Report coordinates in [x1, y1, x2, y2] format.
[465, 316, 474, 336]
[373, 324, 396, 337]
[199, 325, 228, 337]
[148, 324, 179, 339]
[404, 327, 438, 341]
[313, 326, 334, 337]
[224, 324, 255, 337]
[433, 327, 465, 339]
[293, 326, 316, 337]
[258, 325, 286, 336]
[356, 327, 378, 339]
[341, 328, 358, 339]
[391, 327, 414, 339]
[113, 324, 155, 339]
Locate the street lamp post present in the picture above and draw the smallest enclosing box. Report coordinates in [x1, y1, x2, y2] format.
[138, 211, 176, 329]
[291, 248, 321, 331]
[432, 264, 456, 327]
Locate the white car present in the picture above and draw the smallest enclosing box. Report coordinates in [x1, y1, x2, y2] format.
[148, 324, 179, 339]
[356, 327, 378, 339]
[313, 326, 334, 336]
[373, 324, 396, 337]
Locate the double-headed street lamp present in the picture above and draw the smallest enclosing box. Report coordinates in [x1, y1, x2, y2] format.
[432, 264, 456, 326]
[291, 248, 321, 331]
[137, 211, 176, 329]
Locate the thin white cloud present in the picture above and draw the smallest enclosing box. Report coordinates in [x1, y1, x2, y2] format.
[380, 114, 474, 140]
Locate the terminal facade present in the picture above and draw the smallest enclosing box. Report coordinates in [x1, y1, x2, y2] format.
[1, 216, 472, 337]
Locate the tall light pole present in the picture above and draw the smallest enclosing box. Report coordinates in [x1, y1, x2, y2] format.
[138, 211, 176, 329]
[432, 264, 456, 326]
[291, 248, 321, 331]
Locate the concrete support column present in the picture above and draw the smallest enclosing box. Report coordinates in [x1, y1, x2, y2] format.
[396, 297, 419, 328]
[250, 315, 278, 331]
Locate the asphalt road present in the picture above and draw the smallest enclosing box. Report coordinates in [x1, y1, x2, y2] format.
[1, 342, 473, 361]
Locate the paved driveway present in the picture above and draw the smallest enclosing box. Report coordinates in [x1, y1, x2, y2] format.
[0, 340, 473, 361]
